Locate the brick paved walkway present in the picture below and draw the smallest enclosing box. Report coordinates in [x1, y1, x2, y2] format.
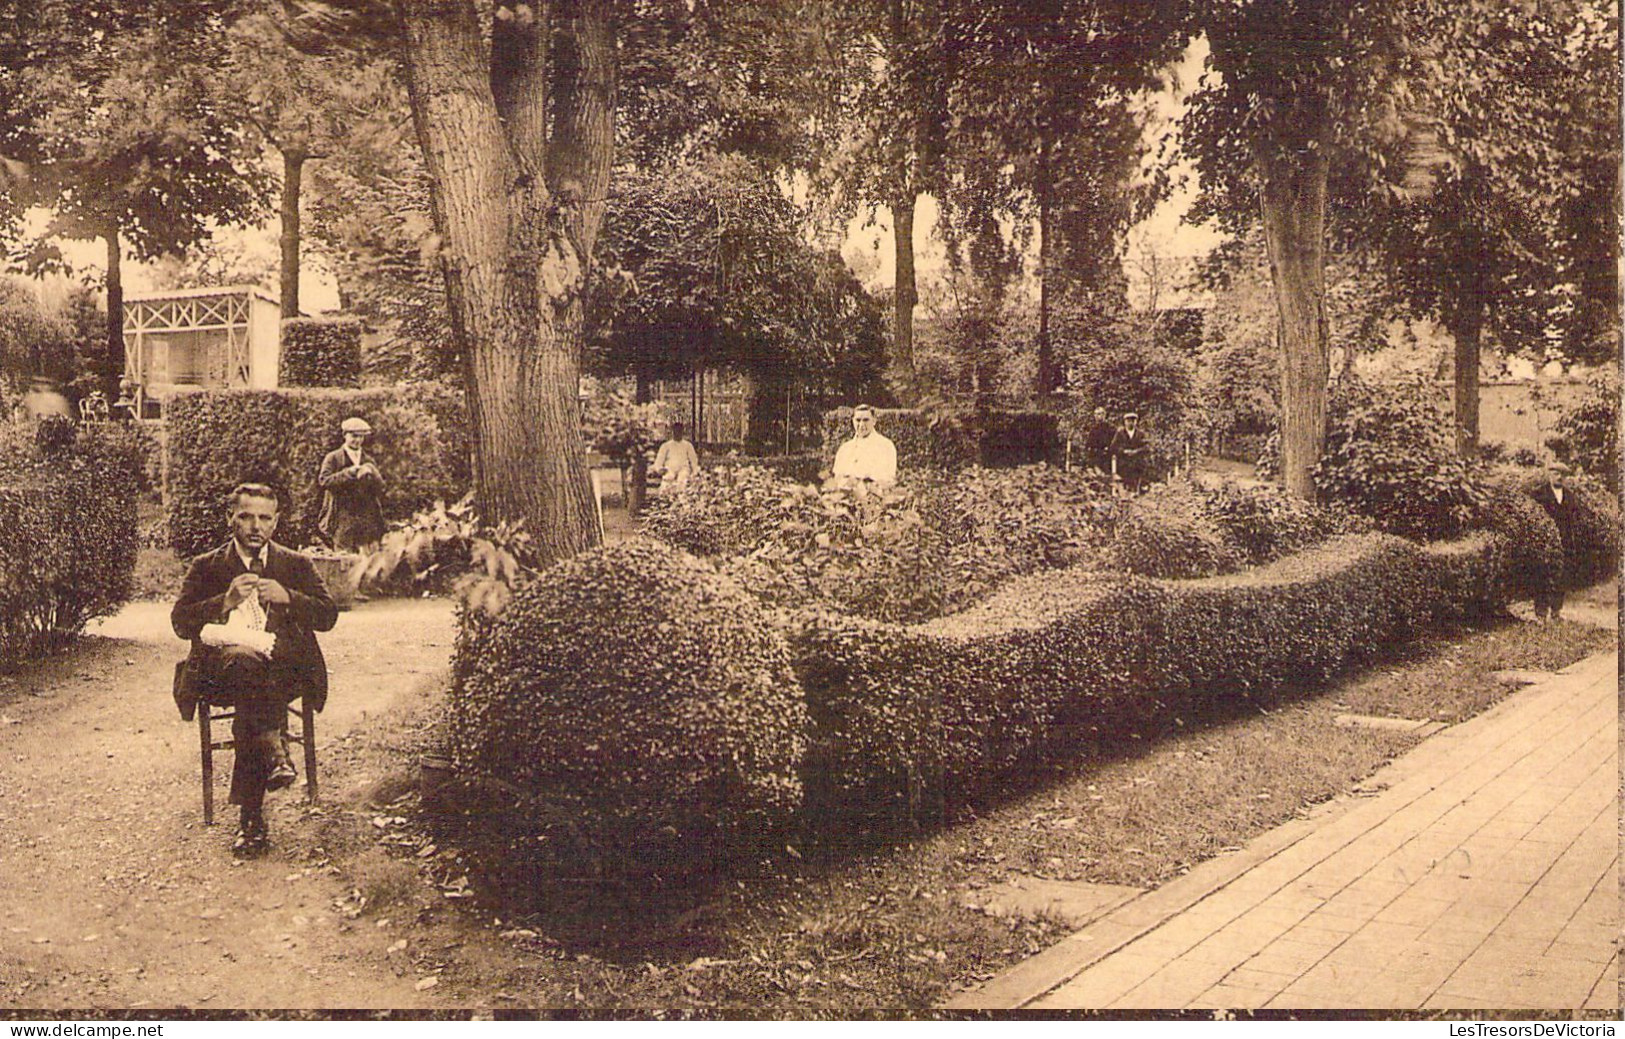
[948, 650, 1619, 1012]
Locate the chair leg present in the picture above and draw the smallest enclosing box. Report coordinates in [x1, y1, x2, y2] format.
[198, 705, 214, 826]
[301, 699, 318, 803]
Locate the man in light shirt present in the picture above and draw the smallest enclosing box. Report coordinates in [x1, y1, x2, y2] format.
[172, 484, 338, 857]
[651, 420, 701, 494]
[832, 404, 898, 490]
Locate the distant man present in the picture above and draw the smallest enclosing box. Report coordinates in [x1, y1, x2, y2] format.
[172, 484, 338, 857]
[1528, 463, 1574, 622]
[832, 404, 897, 490]
[1083, 406, 1116, 474]
[1110, 411, 1150, 494]
[651, 421, 701, 494]
[317, 416, 386, 552]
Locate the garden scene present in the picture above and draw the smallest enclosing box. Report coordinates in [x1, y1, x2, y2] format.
[0, 0, 1619, 1017]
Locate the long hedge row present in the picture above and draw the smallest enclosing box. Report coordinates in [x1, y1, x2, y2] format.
[448, 525, 1519, 873]
[789, 531, 1510, 822]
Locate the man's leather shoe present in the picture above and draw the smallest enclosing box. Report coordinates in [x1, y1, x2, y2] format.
[266, 758, 298, 792]
[232, 817, 269, 857]
[264, 733, 297, 792]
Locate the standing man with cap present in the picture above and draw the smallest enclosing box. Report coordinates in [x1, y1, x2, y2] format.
[317, 416, 386, 552]
[1110, 411, 1150, 495]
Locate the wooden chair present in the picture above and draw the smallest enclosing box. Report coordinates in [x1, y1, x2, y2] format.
[198, 695, 319, 825]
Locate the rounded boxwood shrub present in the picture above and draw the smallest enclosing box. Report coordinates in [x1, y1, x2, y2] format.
[1474, 479, 1563, 607]
[446, 539, 808, 877]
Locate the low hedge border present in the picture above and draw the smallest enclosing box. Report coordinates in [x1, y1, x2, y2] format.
[787, 530, 1513, 824]
[445, 521, 1524, 876]
[166, 384, 470, 557]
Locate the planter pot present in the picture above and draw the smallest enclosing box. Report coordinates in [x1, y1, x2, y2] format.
[307, 553, 360, 610]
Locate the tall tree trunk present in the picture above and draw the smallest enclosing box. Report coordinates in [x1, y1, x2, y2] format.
[891, 190, 917, 390]
[279, 148, 307, 319]
[1035, 132, 1054, 398]
[103, 228, 124, 401]
[1450, 294, 1485, 458]
[1258, 141, 1331, 500]
[396, 0, 604, 562]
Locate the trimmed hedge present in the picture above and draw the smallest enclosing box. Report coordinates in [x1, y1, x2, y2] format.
[787, 531, 1513, 823]
[0, 423, 138, 662]
[446, 539, 808, 875]
[165, 383, 470, 557]
[280, 317, 364, 388]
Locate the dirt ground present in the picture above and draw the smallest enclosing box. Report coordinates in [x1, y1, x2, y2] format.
[0, 598, 521, 1011]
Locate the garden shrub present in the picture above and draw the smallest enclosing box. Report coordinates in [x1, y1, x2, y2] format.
[165, 383, 470, 557]
[1258, 375, 1485, 541]
[788, 530, 1514, 824]
[280, 317, 364, 388]
[81, 421, 163, 503]
[1200, 480, 1371, 565]
[0, 425, 138, 663]
[1473, 480, 1563, 607]
[446, 539, 807, 876]
[1546, 369, 1619, 493]
[644, 462, 1117, 622]
[966, 410, 1062, 467]
[1108, 482, 1240, 579]
[1483, 467, 1621, 592]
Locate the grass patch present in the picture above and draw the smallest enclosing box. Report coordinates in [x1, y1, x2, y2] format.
[317, 605, 1614, 1010]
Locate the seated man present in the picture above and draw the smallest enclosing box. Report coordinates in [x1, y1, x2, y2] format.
[172, 483, 338, 857]
[831, 404, 898, 490]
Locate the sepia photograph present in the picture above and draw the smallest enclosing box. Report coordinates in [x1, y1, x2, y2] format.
[0, 0, 1618, 1023]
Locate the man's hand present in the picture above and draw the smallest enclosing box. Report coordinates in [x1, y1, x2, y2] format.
[257, 578, 291, 605]
[224, 572, 260, 611]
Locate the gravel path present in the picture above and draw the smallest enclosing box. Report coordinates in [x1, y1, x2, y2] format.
[0, 599, 467, 1010]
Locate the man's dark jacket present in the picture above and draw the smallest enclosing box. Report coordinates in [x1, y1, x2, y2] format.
[171, 541, 339, 721]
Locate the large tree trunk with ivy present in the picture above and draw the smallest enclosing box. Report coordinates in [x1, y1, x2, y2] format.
[395, 0, 611, 561]
[279, 148, 306, 319]
[1258, 137, 1332, 501]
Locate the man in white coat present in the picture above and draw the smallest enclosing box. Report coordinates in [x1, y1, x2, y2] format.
[831, 405, 897, 490]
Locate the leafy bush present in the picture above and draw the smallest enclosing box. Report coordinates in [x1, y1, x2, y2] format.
[645, 463, 1117, 622]
[80, 421, 163, 503]
[1260, 376, 1486, 541]
[1473, 479, 1564, 606]
[1546, 369, 1619, 493]
[1483, 467, 1620, 592]
[1200, 480, 1371, 565]
[0, 425, 138, 662]
[280, 317, 364, 388]
[165, 384, 470, 557]
[447, 539, 808, 876]
[1108, 482, 1240, 579]
[789, 530, 1514, 825]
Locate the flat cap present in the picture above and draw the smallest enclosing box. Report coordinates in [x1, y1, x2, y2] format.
[340, 416, 372, 434]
